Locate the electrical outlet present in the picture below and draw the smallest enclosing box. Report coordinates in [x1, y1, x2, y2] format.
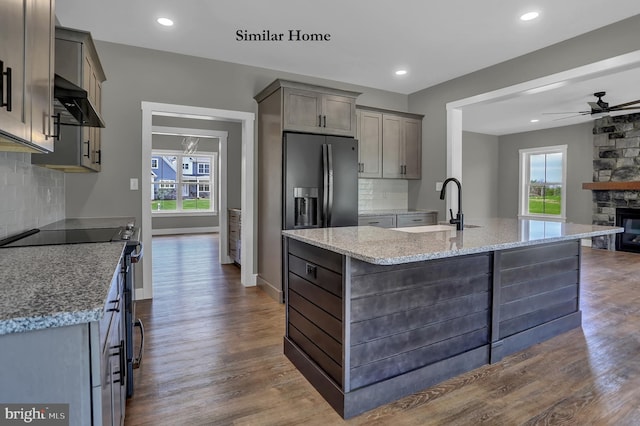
[436, 182, 443, 191]
[130, 178, 139, 191]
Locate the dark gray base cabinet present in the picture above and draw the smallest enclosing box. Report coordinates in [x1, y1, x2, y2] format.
[284, 238, 581, 418]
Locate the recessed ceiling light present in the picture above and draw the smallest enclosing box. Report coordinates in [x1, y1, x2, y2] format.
[520, 11, 539, 21]
[157, 17, 174, 27]
[530, 119, 540, 123]
[395, 69, 408, 76]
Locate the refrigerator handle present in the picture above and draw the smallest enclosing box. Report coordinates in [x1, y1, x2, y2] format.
[327, 144, 334, 227]
[322, 144, 329, 227]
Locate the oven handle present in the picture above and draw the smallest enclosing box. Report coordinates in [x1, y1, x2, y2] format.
[133, 319, 144, 369]
[130, 243, 143, 263]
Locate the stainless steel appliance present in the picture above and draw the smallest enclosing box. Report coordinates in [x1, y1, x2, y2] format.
[0, 223, 144, 399]
[283, 132, 359, 230]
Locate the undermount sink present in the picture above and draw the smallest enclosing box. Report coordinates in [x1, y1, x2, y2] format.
[392, 224, 457, 233]
[392, 224, 481, 233]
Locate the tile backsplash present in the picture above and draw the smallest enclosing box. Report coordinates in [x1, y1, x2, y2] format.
[0, 152, 65, 239]
[358, 179, 408, 211]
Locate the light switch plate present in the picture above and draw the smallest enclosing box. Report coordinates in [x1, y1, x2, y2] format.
[130, 178, 139, 191]
[436, 182, 443, 191]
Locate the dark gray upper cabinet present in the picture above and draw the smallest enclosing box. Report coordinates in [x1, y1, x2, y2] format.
[32, 27, 106, 172]
[356, 109, 383, 178]
[0, 0, 55, 153]
[256, 79, 359, 137]
[357, 106, 423, 180]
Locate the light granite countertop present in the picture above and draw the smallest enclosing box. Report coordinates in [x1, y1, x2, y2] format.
[358, 209, 438, 216]
[0, 242, 126, 335]
[283, 218, 623, 265]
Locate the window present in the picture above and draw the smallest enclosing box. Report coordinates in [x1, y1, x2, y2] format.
[151, 150, 217, 215]
[519, 145, 567, 220]
[151, 158, 158, 169]
[198, 163, 210, 174]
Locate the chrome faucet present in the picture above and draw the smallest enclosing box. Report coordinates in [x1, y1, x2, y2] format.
[439, 177, 464, 231]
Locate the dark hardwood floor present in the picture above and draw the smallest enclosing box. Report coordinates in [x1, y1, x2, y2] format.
[125, 235, 640, 425]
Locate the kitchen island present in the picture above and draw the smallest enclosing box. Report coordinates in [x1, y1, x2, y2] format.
[281, 218, 622, 418]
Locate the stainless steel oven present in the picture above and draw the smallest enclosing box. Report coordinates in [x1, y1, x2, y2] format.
[123, 241, 144, 398]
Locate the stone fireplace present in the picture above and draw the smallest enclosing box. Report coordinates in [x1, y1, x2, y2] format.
[588, 113, 640, 250]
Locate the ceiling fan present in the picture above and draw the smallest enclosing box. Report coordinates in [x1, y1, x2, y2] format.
[544, 91, 640, 120]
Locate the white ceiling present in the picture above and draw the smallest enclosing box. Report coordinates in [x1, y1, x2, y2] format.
[54, 1, 640, 135]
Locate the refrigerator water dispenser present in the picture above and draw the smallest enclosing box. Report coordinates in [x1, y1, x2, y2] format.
[294, 187, 318, 228]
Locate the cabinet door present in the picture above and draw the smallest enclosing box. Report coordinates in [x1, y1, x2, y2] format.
[357, 110, 383, 178]
[0, 0, 29, 142]
[92, 78, 102, 171]
[322, 94, 356, 136]
[282, 88, 322, 132]
[382, 114, 403, 178]
[402, 117, 421, 179]
[27, 0, 55, 152]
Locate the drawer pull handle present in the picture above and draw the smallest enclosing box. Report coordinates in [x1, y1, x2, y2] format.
[369, 221, 380, 224]
[1, 62, 12, 111]
[413, 219, 423, 222]
[305, 263, 317, 278]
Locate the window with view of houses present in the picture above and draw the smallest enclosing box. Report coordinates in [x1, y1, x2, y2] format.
[150, 150, 217, 214]
[519, 145, 567, 220]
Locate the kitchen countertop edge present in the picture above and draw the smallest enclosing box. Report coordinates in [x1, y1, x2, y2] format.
[283, 219, 623, 265]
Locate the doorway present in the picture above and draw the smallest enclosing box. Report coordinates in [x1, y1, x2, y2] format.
[140, 102, 255, 299]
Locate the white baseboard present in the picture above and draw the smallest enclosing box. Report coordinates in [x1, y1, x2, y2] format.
[152, 226, 219, 236]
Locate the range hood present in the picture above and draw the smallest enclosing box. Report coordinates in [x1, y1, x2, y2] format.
[53, 74, 105, 128]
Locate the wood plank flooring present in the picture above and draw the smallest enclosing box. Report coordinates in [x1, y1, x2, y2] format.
[125, 235, 640, 425]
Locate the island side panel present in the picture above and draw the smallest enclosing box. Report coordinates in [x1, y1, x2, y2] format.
[285, 239, 344, 388]
[348, 254, 492, 390]
[492, 240, 582, 362]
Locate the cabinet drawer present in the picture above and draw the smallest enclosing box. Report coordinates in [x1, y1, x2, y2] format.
[358, 215, 396, 228]
[396, 213, 437, 227]
[288, 238, 342, 274]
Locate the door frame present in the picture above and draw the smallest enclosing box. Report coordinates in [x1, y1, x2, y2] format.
[140, 102, 255, 299]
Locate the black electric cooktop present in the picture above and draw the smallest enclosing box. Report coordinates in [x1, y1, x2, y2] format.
[0, 227, 122, 248]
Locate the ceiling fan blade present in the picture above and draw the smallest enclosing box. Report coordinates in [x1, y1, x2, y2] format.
[552, 114, 584, 121]
[610, 99, 640, 109]
[542, 111, 590, 115]
[610, 106, 640, 111]
[588, 101, 604, 111]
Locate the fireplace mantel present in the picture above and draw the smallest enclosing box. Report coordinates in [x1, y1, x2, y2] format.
[582, 181, 640, 190]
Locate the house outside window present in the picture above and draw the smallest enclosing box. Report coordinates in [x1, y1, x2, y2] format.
[151, 158, 158, 169]
[519, 145, 567, 221]
[151, 150, 217, 215]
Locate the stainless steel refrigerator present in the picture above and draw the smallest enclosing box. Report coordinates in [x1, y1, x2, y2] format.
[283, 132, 358, 230]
